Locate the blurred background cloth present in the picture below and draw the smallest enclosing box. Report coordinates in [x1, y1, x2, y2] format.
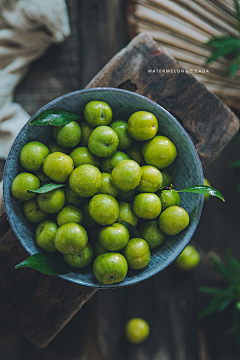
[0, 0, 70, 159]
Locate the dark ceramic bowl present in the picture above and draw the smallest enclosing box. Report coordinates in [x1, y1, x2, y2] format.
[3, 88, 204, 288]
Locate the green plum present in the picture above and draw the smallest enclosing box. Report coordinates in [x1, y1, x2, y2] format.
[93, 253, 128, 285]
[43, 152, 74, 183]
[117, 189, 138, 203]
[117, 201, 138, 226]
[143, 136, 177, 169]
[33, 170, 49, 184]
[54, 223, 88, 254]
[84, 100, 112, 127]
[81, 200, 98, 228]
[89, 194, 119, 225]
[69, 164, 102, 197]
[111, 160, 142, 192]
[94, 240, 108, 257]
[101, 151, 129, 173]
[159, 206, 189, 235]
[133, 193, 161, 219]
[140, 220, 165, 249]
[204, 177, 211, 201]
[161, 168, 173, 187]
[99, 223, 130, 251]
[35, 220, 58, 252]
[126, 142, 146, 166]
[63, 243, 94, 268]
[64, 185, 84, 207]
[123, 238, 151, 270]
[110, 120, 133, 150]
[175, 245, 200, 271]
[98, 173, 120, 197]
[37, 188, 65, 214]
[88, 126, 119, 158]
[127, 111, 158, 141]
[19, 141, 50, 172]
[79, 120, 94, 146]
[23, 198, 47, 223]
[159, 189, 181, 211]
[137, 165, 163, 193]
[125, 318, 150, 344]
[52, 121, 81, 148]
[57, 205, 83, 226]
[11, 172, 40, 202]
[47, 140, 70, 154]
[70, 147, 100, 168]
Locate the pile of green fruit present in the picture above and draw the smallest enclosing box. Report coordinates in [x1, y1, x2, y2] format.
[11, 100, 190, 285]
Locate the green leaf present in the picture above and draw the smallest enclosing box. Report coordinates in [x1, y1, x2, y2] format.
[29, 108, 81, 126]
[15, 252, 72, 275]
[27, 183, 66, 194]
[178, 185, 225, 202]
[233, 0, 240, 32]
[118, 220, 140, 238]
[228, 159, 240, 169]
[210, 254, 231, 280]
[198, 286, 233, 296]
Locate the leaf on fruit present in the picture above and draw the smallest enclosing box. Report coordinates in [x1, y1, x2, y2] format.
[29, 108, 81, 126]
[118, 220, 140, 238]
[27, 183, 66, 193]
[178, 185, 225, 202]
[15, 252, 72, 275]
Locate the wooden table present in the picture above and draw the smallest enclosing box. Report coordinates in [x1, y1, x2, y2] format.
[1, 1, 240, 358]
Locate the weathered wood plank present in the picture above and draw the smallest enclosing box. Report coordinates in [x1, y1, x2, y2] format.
[87, 33, 240, 168]
[0, 228, 96, 348]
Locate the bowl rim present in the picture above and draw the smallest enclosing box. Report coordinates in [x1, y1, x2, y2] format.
[3, 87, 204, 288]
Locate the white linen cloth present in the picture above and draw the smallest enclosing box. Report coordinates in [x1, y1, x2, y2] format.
[0, 0, 70, 159]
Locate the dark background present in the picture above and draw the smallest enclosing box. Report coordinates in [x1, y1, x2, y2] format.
[1, 0, 240, 359]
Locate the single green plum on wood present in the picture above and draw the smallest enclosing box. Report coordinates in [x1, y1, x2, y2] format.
[125, 318, 150, 344]
[175, 245, 200, 271]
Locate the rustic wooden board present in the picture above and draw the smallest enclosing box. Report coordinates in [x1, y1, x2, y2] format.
[0, 17, 239, 356]
[87, 33, 240, 168]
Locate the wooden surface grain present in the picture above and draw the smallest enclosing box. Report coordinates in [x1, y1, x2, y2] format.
[1, 0, 240, 358]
